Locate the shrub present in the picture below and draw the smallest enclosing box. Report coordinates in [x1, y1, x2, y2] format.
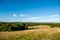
[0, 23, 28, 31]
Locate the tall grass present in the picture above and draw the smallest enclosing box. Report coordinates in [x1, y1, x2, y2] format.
[3, 32, 60, 40]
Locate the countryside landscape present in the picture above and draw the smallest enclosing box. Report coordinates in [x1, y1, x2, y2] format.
[0, 22, 60, 40]
[0, 0, 60, 40]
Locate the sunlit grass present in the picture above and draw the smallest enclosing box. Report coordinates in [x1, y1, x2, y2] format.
[0, 25, 60, 40]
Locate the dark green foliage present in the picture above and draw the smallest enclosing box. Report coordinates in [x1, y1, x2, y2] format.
[0, 23, 29, 31]
[0, 22, 60, 31]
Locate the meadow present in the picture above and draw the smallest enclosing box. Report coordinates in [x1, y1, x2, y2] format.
[0, 22, 60, 40]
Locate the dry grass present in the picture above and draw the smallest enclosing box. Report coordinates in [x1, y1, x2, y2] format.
[0, 25, 60, 40]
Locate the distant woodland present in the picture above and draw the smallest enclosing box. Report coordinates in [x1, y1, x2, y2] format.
[0, 22, 60, 31]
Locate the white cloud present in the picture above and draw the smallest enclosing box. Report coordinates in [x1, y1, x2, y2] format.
[23, 17, 41, 22]
[50, 18, 60, 21]
[12, 14, 60, 22]
[46, 14, 60, 22]
[24, 17, 40, 20]
[52, 15, 58, 17]
[20, 14, 26, 17]
[13, 14, 17, 17]
[22, 15, 60, 22]
[49, 14, 59, 18]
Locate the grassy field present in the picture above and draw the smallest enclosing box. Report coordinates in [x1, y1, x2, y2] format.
[0, 25, 60, 40]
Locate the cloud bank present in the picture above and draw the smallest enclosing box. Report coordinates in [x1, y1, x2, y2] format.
[22, 14, 60, 22]
[12, 14, 60, 22]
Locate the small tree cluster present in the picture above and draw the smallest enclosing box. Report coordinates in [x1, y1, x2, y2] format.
[0, 23, 28, 31]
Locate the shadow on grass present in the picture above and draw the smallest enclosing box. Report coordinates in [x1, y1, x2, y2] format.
[27, 27, 39, 30]
[0, 27, 39, 32]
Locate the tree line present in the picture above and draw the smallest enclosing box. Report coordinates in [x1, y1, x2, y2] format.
[0, 22, 60, 31]
[0, 22, 40, 31]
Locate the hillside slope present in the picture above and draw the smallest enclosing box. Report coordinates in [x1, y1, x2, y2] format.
[0, 25, 60, 40]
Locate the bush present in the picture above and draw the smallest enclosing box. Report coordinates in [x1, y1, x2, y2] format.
[0, 23, 28, 31]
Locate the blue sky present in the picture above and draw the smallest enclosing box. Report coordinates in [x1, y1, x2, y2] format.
[0, 0, 60, 22]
